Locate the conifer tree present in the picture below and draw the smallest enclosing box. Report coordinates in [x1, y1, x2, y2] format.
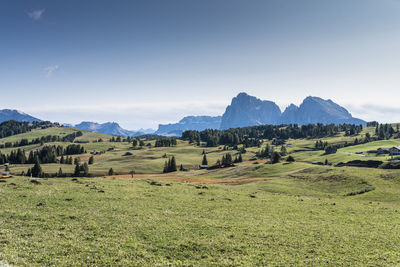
[31, 157, 43, 177]
[74, 163, 80, 177]
[202, 154, 208, 165]
[169, 156, 177, 172]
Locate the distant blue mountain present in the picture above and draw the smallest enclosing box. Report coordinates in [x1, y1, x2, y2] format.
[155, 116, 222, 136]
[0, 109, 41, 123]
[220, 92, 281, 129]
[281, 96, 366, 125]
[72, 121, 152, 137]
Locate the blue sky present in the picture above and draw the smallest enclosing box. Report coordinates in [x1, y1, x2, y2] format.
[1, 0, 400, 129]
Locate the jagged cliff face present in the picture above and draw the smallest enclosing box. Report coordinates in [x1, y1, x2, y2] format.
[0, 109, 41, 124]
[155, 93, 365, 135]
[74, 121, 138, 137]
[155, 116, 221, 136]
[220, 93, 282, 129]
[281, 96, 365, 125]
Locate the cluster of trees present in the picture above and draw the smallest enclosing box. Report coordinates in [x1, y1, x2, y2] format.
[344, 125, 363, 136]
[61, 131, 83, 142]
[155, 138, 177, 147]
[132, 139, 145, 147]
[110, 136, 141, 143]
[256, 144, 287, 163]
[73, 162, 89, 177]
[315, 140, 329, 150]
[26, 158, 44, 178]
[182, 123, 364, 148]
[0, 144, 85, 165]
[25, 158, 91, 178]
[0, 120, 59, 139]
[0, 135, 58, 149]
[64, 144, 85, 155]
[163, 156, 177, 173]
[0, 131, 86, 149]
[375, 124, 396, 140]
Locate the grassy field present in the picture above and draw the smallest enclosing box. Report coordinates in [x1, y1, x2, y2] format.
[1, 126, 400, 265]
[1, 165, 400, 266]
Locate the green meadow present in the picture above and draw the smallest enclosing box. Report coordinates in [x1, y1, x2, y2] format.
[1, 126, 400, 266]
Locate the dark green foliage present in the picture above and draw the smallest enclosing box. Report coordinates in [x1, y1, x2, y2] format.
[257, 144, 272, 158]
[234, 153, 243, 163]
[132, 139, 138, 147]
[182, 123, 363, 147]
[0, 120, 59, 139]
[221, 153, 233, 167]
[163, 156, 177, 173]
[108, 168, 114, 175]
[65, 144, 85, 155]
[30, 157, 43, 178]
[61, 131, 83, 142]
[286, 155, 295, 162]
[376, 123, 395, 140]
[88, 156, 94, 165]
[271, 152, 281, 164]
[155, 138, 177, 147]
[324, 145, 337, 154]
[73, 163, 80, 177]
[202, 154, 208, 166]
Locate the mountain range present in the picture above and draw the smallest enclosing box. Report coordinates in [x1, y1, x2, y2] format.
[0, 109, 41, 124]
[156, 92, 366, 135]
[72, 122, 154, 137]
[0, 93, 366, 136]
[155, 116, 222, 136]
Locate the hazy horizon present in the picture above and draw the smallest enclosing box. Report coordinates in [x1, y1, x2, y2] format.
[2, 0, 400, 129]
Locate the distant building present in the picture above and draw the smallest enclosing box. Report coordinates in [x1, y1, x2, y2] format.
[1, 171, 10, 178]
[199, 165, 209, 169]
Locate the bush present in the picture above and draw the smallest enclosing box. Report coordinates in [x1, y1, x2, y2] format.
[286, 155, 295, 162]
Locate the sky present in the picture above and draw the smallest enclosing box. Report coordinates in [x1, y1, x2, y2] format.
[1, 0, 400, 130]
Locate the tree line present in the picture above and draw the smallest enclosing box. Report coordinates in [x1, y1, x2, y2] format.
[0, 120, 60, 139]
[0, 144, 86, 164]
[182, 123, 365, 147]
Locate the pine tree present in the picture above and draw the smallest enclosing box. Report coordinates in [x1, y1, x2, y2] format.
[88, 156, 94, 165]
[108, 168, 114, 176]
[271, 152, 281, 164]
[82, 163, 89, 176]
[163, 161, 168, 173]
[31, 157, 43, 178]
[202, 154, 208, 165]
[169, 156, 177, 172]
[74, 163, 80, 177]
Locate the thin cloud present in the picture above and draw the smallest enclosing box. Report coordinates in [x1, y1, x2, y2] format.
[27, 9, 45, 21]
[44, 65, 59, 77]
